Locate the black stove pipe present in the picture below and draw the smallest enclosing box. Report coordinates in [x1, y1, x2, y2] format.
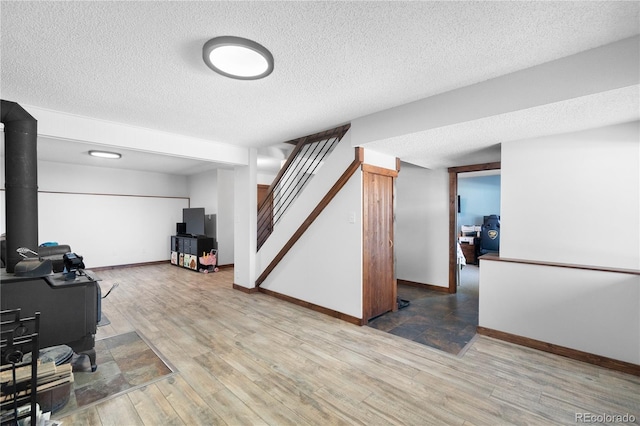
[1, 100, 38, 273]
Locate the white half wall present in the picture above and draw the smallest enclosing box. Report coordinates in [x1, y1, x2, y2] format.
[480, 122, 640, 365]
[480, 260, 639, 364]
[395, 164, 449, 287]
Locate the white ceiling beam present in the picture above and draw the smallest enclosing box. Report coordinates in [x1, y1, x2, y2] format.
[23, 105, 250, 167]
[350, 36, 639, 167]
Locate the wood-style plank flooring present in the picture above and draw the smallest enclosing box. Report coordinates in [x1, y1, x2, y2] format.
[57, 264, 640, 425]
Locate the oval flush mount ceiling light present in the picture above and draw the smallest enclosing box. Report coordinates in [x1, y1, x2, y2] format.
[89, 150, 121, 159]
[203, 36, 274, 80]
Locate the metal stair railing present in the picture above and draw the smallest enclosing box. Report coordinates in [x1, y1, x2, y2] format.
[257, 124, 350, 250]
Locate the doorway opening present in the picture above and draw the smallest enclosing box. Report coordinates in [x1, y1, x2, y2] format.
[448, 162, 501, 292]
[367, 162, 500, 355]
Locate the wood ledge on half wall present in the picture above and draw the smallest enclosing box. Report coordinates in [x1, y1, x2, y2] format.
[479, 253, 640, 275]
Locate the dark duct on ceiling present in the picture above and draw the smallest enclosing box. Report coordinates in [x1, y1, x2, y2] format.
[1, 100, 39, 273]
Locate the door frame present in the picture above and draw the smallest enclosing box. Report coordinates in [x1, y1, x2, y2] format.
[362, 163, 398, 324]
[447, 162, 501, 293]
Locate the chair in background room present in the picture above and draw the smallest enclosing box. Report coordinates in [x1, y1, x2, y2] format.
[479, 215, 500, 256]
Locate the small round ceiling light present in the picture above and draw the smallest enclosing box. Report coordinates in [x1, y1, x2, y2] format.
[89, 150, 121, 159]
[203, 36, 274, 80]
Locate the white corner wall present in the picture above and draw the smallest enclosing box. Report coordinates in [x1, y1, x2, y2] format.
[395, 164, 449, 287]
[480, 121, 640, 364]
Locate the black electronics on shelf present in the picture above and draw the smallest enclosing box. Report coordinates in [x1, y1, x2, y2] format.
[182, 208, 205, 237]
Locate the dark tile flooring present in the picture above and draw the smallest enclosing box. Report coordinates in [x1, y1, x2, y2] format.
[368, 265, 479, 355]
[55, 331, 173, 416]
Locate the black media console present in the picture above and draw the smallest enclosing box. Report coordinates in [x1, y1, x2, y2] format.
[170, 235, 215, 271]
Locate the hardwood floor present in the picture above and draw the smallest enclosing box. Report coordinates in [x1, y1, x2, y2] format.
[57, 264, 640, 425]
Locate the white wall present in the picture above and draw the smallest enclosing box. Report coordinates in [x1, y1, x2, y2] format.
[363, 149, 396, 170]
[1, 160, 190, 268]
[480, 121, 640, 364]
[501, 121, 639, 269]
[257, 172, 276, 185]
[395, 164, 450, 287]
[262, 172, 363, 318]
[38, 160, 187, 196]
[188, 169, 218, 214]
[38, 192, 186, 268]
[233, 149, 257, 288]
[216, 169, 235, 266]
[182, 168, 237, 265]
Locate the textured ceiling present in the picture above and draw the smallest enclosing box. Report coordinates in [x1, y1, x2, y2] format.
[365, 86, 640, 169]
[1, 1, 639, 173]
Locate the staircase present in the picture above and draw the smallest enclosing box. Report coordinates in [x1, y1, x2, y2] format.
[257, 124, 351, 250]
[253, 124, 398, 324]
